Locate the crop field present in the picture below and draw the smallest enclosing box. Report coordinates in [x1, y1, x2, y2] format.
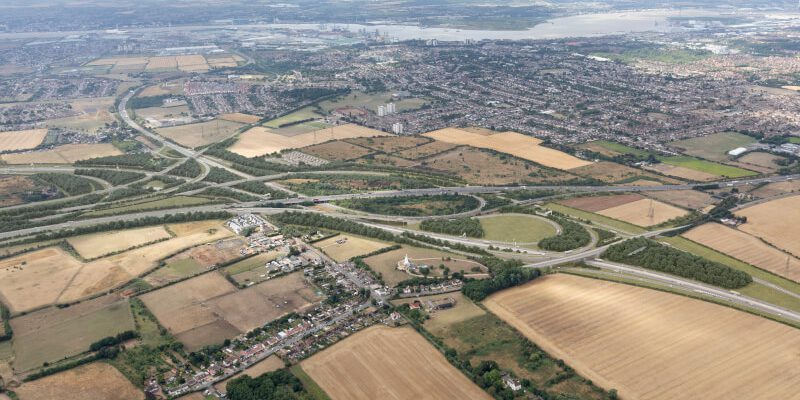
[681, 223, 800, 282]
[670, 132, 757, 162]
[644, 189, 716, 210]
[424, 128, 591, 170]
[302, 325, 492, 400]
[346, 136, 431, 153]
[156, 119, 244, 148]
[658, 156, 757, 178]
[750, 179, 800, 198]
[219, 112, 261, 124]
[229, 124, 390, 157]
[144, 257, 204, 286]
[420, 147, 580, 185]
[485, 274, 800, 400]
[139, 82, 184, 97]
[578, 140, 649, 157]
[736, 195, 800, 257]
[10, 295, 134, 372]
[597, 198, 688, 227]
[395, 140, 459, 160]
[364, 245, 485, 286]
[1, 143, 122, 164]
[314, 235, 390, 262]
[67, 226, 172, 259]
[570, 161, 678, 184]
[479, 214, 558, 244]
[0, 175, 54, 207]
[736, 152, 786, 172]
[15, 362, 143, 400]
[545, 203, 647, 234]
[89, 54, 210, 72]
[0, 221, 230, 312]
[0, 129, 47, 151]
[300, 140, 374, 161]
[643, 163, 719, 181]
[559, 194, 643, 212]
[142, 271, 319, 350]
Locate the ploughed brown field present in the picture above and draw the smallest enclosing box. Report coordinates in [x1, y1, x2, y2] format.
[485, 274, 800, 400]
[559, 194, 643, 212]
[301, 326, 492, 400]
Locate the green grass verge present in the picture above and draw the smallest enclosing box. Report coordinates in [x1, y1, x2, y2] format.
[290, 364, 332, 400]
[545, 203, 646, 235]
[658, 155, 757, 178]
[479, 214, 556, 244]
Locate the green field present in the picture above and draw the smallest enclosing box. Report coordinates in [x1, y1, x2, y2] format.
[224, 251, 283, 276]
[148, 257, 205, 283]
[263, 107, 322, 129]
[317, 90, 428, 114]
[658, 156, 757, 178]
[545, 203, 647, 235]
[582, 140, 649, 157]
[788, 136, 800, 144]
[271, 120, 331, 135]
[671, 132, 757, 162]
[479, 214, 557, 244]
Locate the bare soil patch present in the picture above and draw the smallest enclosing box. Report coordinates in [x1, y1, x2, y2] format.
[300, 141, 373, 161]
[395, 140, 459, 160]
[346, 136, 431, 153]
[644, 190, 716, 210]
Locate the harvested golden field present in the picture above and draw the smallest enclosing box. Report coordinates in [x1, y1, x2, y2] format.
[644, 190, 716, 210]
[683, 223, 800, 282]
[0, 247, 85, 313]
[229, 124, 390, 157]
[738, 152, 785, 170]
[1, 143, 122, 164]
[314, 235, 390, 262]
[485, 274, 800, 400]
[300, 140, 374, 161]
[395, 140, 459, 160]
[420, 147, 579, 185]
[644, 163, 718, 181]
[0, 222, 230, 313]
[597, 198, 688, 227]
[423, 127, 591, 170]
[302, 326, 492, 400]
[0, 129, 47, 151]
[67, 226, 172, 259]
[346, 136, 431, 153]
[15, 362, 143, 400]
[559, 194, 643, 212]
[175, 55, 209, 72]
[156, 119, 244, 148]
[145, 56, 177, 70]
[219, 112, 262, 124]
[143, 272, 319, 350]
[750, 180, 800, 198]
[11, 295, 134, 372]
[139, 82, 184, 97]
[736, 195, 800, 257]
[570, 161, 679, 184]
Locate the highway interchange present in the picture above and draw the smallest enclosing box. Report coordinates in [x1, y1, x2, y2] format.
[0, 88, 799, 328]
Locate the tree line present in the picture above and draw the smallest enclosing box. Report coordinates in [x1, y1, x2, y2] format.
[462, 258, 540, 301]
[33, 173, 95, 196]
[75, 169, 145, 185]
[420, 217, 484, 238]
[602, 237, 752, 289]
[168, 158, 203, 178]
[203, 167, 242, 183]
[226, 369, 309, 400]
[537, 217, 590, 252]
[336, 194, 479, 217]
[75, 153, 174, 171]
